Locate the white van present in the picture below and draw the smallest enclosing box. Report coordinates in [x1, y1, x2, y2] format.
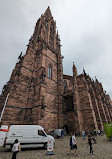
[0, 125, 9, 146]
[3, 125, 54, 149]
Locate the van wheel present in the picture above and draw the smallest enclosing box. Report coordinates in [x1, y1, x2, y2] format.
[44, 143, 47, 149]
[8, 146, 12, 152]
[9, 144, 13, 152]
[8, 148, 12, 152]
[56, 135, 60, 139]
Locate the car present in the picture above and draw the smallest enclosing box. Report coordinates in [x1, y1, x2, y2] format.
[50, 129, 64, 138]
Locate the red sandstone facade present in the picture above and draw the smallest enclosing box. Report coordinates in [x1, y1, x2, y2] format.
[0, 7, 112, 134]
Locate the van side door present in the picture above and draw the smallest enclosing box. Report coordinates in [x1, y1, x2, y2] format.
[37, 130, 47, 147]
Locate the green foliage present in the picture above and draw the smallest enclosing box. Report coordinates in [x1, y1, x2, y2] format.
[104, 123, 112, 139]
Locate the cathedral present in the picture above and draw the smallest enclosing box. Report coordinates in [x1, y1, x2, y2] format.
[0, 7, 112, 134]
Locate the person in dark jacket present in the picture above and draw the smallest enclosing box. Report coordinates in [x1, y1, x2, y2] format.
[88, 134, 94, 154]
[70, 135, 72, 149]
[67, 133, 72, 155]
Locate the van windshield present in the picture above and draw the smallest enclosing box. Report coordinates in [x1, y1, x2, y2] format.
[38, 130, 47, 137]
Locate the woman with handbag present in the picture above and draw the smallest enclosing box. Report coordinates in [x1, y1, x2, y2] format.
[11, 139, 21, 159]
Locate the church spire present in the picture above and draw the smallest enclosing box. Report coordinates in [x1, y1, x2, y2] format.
[32, 7, 57, 49]
[44, 6, 53, 19]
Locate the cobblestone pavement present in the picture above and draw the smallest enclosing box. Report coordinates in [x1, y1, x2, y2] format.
[0, 135, 112, 159]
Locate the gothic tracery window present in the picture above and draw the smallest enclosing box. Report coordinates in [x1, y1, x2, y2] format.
[48, 64, 52, 79]
[49, 21, 54, 48]
[64, 80, 68, 91]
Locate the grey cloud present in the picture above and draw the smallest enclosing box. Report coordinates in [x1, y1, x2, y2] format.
[0, 0, 112, 98]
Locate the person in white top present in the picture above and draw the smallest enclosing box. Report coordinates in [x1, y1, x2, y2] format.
[12, 139, 20, 159]
[72, 133, 78, 156]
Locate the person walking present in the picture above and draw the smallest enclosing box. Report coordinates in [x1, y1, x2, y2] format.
[98, 129, 101, 136]
[82, 130, 85, 140]
[72, 133, 78, 156]
[88, 134, 94, 155]
[67, 133, 72, 155]
[61, 129, 63, 139]
[11, 139, 21, 159]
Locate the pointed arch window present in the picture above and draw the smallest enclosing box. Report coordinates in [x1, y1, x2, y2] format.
[49, 21, 54, 48]
[64, 80, 68, 91]
[48, 64, 52, 79]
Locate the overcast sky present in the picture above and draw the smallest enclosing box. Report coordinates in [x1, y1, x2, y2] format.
[0, 0, 112, 98]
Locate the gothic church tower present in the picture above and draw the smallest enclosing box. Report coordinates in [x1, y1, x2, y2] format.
[0, 7, 63, 132]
